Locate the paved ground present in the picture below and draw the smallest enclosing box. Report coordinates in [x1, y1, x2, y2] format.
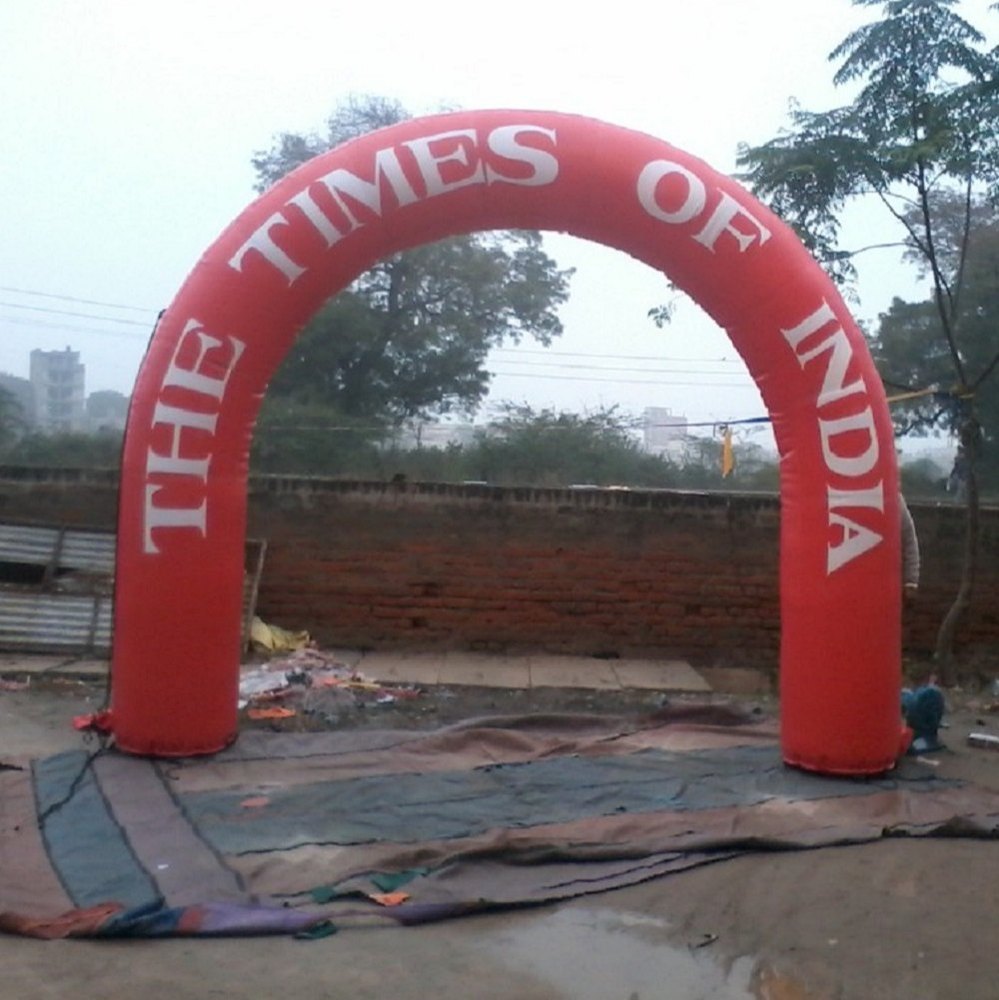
[3, 651, 999, 999]
[0, 649, 719, 693]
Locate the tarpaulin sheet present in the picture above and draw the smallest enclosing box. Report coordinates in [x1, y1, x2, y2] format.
[3, 706, 999, 938]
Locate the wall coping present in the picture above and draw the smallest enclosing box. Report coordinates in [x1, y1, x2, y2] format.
[0, 465, 985, 517]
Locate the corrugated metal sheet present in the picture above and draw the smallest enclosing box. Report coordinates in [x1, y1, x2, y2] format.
[0, 522, 263, 655]
[0, 590, 112, 653]
[0, 523, 115, 574]
[57, 530, 116, 574]
[0, 522, 115, 654]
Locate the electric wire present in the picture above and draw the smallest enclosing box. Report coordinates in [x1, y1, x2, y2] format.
[0, 314, 152, 340]
[2, 287, 958, 435]
[0, 301, 152, 327]
[0, 285, 158, 314]
[490, 357, 754, 376]
[492, 346, 744, 365]
[488, 369, 757, 388]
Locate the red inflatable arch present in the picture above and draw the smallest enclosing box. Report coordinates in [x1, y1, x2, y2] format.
[110, 110, 904, 774]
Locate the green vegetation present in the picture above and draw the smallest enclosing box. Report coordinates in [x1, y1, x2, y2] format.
[737, 0, 999, 668]
[253, 95, 572, 425]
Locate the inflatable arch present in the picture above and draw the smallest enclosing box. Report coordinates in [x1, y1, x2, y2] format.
[111, 110, 904, 774]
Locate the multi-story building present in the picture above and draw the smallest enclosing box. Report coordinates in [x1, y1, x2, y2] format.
[642, 406, 688, 459]
[29, 347, 86, 433]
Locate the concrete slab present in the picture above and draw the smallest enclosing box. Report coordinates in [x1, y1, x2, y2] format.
[358, 651, 443, 685]
[0, 649, 718, 696]
[324, 648, 364, 669]
[437, 652, 530, 688]
[0, 654, 66, 674]
[50, 658, 111, 678]
[698, 665, 774, 696]
[0, 654, 109, 679]
[528, 655, 622, 690]
[610, 659, 711, 693]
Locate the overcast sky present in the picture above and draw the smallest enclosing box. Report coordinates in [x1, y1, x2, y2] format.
[2, 0, 996, 450]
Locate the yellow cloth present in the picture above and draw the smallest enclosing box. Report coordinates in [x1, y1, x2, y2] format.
[721, 426, 734, 477]
[249, 616, 310, 653]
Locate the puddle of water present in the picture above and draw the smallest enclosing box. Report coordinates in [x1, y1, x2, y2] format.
[474, 906, 758, 1000]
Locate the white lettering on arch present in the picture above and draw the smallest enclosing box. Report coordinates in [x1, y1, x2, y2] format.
[143, 320, 246, 554]
[485, 125, 559, 186]
[780, 300, 888, 575]
[227, 125, 560, 285]
[637, 161, 771, 253]
[636, 160, 706, 225]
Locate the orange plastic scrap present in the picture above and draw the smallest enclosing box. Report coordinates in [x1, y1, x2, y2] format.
[239, 796, 271, 809]
[72, 710, 113, 733]
[368, 891, 410, 907]
[246, 706, 297, 720]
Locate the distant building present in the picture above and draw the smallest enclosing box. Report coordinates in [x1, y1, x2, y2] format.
[642, 407, 688, 459]
[30, 347, 86, 433]
[86, 389, 130, 434]
[396, 421, 478, 449]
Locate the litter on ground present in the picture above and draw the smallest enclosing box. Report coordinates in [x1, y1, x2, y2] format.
[237, 645, 420, 721]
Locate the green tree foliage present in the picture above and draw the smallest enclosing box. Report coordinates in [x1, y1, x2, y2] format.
[738, 1, 996, 284]
[900, 455, 950, 498]
[2, 431, 122, 468]
[0, 387, 123, 469]
[247, 398, 783, 490]
[468, 404, 670, 488]
[871, 201, 999, 431]
[252, 94, 573, 425]
[0, 387, 25, 449]
[250, 399, 386, 477]
[267, 231, 566, 422]
[736, 0, 999, 668]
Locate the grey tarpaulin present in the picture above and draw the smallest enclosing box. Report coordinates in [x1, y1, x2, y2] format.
[3, 706, 999, 937]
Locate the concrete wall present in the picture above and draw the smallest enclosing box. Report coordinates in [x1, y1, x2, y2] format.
[0, 467, 996, 666]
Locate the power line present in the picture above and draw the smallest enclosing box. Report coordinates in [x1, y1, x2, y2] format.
[0, 314, 151, 341]
[1, 289, 746, 367]
[492, 346, 744, 365]
[494, 357, 754, 377]
[0, 285, 158, 315]
[488, 369, 758, 388]
[0, 301, 152, 327]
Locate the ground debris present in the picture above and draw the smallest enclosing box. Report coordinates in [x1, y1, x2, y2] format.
[238, 647, 422, 726]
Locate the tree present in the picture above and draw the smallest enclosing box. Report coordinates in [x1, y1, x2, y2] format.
[249, 398, 386, 476]
[252, 95, 573, 424]
[0, 386, 25, 451]
[899, 455, 950, 497]
[736, 0, 999, 674]
[3, 431, 122, 469]
[870, 203, 999, 469]
[469, 404, 672, 488]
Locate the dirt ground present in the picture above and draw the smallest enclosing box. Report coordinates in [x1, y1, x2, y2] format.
[4, 669, 999, 1000]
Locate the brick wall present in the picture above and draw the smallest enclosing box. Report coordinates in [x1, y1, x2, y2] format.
[1, 468, 996, 666]
[246, 479, 782, 663]
[0, 467, 120, 528]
